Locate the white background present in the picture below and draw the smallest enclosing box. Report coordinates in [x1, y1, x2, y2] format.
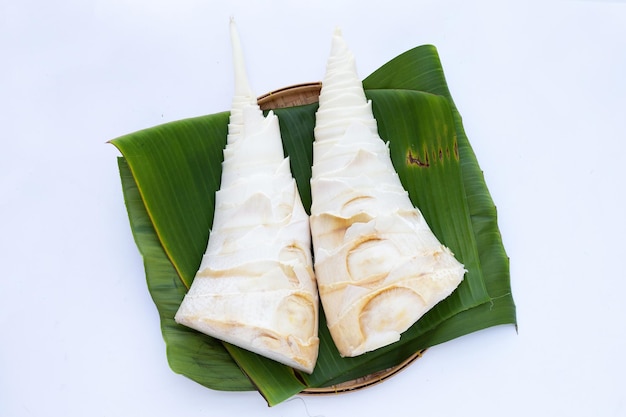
[2, 0, 625, 416]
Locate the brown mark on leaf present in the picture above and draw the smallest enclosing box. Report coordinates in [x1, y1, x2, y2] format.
[406, 149, 429, 167]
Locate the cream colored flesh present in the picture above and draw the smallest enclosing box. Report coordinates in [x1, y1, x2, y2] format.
[310, 29, 466, 357]
[174, 20, 319, 373]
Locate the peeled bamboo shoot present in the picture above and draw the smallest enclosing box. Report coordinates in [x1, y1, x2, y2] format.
[174, 20, 319, 373]
[310, 29, 466, 357]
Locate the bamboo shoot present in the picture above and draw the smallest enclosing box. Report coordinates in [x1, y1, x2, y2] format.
[174, 20, 319, 373]
[310, 29, 466, 357]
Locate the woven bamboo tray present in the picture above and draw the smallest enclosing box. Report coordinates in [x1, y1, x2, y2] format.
[258, 82, 322, 110]
[256, 83, 425, 395]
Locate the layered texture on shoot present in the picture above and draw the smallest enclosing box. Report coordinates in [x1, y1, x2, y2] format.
[310, 29, 466, 357]
[174, 21, 319, 373]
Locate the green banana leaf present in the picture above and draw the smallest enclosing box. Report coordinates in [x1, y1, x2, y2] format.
[111, 44, 516, 406]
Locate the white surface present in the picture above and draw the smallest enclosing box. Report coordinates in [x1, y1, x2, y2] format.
[1, 0, 625, 416]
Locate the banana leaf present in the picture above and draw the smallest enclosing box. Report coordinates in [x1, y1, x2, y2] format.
[111, 44, 516, 406]
[117, 156, 254, 391]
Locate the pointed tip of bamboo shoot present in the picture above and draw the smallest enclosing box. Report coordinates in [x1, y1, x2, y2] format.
[229, 18, 255, 100]
[314, 29, 373, 144]
[328, 27, 351, 62]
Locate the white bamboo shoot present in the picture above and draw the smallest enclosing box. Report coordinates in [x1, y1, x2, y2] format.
[174, 20, 319, 373]
[310, 29, 466, 357]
